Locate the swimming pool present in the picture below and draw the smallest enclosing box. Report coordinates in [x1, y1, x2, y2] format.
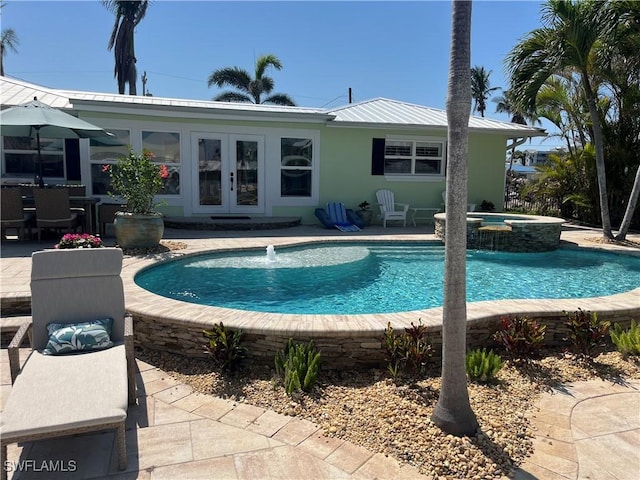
[135, 242, 640, 315]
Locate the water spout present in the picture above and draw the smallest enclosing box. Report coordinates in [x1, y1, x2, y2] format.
[266, 245, 276, 262]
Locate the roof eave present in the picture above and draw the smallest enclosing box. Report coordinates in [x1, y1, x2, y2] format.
[68, 98, 335, 123]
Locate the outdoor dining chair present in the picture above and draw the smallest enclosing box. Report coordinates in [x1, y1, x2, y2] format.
[0, 188, 33, 241]
[32, 188, 80, 241]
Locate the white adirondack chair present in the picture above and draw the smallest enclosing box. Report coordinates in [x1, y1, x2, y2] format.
[376, 189, 409, 227]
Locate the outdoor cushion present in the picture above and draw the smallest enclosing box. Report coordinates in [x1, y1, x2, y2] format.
[0, 344, 128, 441]
[43, 318, 114, 355]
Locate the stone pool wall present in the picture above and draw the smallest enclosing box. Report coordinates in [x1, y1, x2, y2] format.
[434, 213, 565, 252]
[131, 309, 636, 370]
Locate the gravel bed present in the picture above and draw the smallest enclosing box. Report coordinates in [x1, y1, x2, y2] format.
[137, 346, 640, 479]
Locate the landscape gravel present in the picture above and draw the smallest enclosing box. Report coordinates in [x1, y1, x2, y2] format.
[137, 346, 640, 479]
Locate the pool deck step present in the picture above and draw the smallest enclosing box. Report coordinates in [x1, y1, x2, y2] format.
[164, 216, 302, 231]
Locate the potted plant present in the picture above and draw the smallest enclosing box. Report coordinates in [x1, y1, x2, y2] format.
[356, 200, 373, 226]
[105, 147, 166, 248]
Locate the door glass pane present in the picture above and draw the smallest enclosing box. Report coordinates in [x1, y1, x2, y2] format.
[236, 140, 258, 206]
[198, 139, 221, 206]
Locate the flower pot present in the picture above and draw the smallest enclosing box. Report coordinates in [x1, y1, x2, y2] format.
[113, 212, 164, 249]
[356, 210, 373, 226]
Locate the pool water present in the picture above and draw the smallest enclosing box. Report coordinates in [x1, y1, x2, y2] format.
[135, 243, 640, 315]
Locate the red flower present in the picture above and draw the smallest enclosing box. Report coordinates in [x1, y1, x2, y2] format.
[160, 164, 169, 179]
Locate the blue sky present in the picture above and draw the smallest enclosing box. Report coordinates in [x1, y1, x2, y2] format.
[1, 0, 561, 149]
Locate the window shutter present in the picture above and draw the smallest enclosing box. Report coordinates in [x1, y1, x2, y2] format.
[64, 139, 81, 181]
[371, 138, 385, 175]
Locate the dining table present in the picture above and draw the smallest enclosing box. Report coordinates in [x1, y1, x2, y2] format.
[21, 195, 101, 234]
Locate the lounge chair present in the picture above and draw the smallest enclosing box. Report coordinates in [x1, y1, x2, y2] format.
[376, 189, 409, 227]
[315, 202, 363, 231]
[0, 248, 136, 479]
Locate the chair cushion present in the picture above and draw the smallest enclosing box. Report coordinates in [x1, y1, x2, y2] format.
[0, 345, 128, 441]
[43, 318, 114, 355]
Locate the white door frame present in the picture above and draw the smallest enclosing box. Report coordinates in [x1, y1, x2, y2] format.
[191, 132, 264, 215]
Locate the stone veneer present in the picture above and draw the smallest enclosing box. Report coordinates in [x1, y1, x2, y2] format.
[131, 308, 637, 370]
[434, 212, 566, 252]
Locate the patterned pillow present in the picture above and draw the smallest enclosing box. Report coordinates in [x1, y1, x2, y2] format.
[43, 318, 114, 355]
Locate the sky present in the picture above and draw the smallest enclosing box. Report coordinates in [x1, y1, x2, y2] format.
[1, 0, 562, 149]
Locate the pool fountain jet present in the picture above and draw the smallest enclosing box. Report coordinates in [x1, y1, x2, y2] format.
[266, 245, 276, 262]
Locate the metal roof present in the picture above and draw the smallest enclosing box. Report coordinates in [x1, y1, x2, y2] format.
[1, 76, 331, 122]
[327, 98, 546, 136]
[0, 76, 73, 110]
[1, 77, 545, 137]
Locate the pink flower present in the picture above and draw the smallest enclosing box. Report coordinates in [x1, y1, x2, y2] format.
[102, 164, 111, 173]
[160, 164, 169, 179]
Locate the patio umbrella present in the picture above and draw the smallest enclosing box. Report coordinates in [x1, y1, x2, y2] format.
[0, 97, 114, 187]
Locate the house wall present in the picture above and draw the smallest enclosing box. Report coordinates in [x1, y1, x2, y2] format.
[75, 110, 510, 224]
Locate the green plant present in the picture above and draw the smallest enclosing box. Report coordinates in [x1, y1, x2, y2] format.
[383, 320, 433, 379]
[274, 338, 321, 395]
[479, 200, 495, 212]
[466, 348, 504, 383]
[493, 315, 546, 359]
[203, 322, 246, 371]
[55, 233, 104, 249]
[358, 201, 370, 211]
[105, 147, 167, 214]
[563, 309, 610, 357]
[610, 321, 640, 357]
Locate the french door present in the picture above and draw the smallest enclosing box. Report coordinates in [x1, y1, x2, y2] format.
[191, 133, 264, 214]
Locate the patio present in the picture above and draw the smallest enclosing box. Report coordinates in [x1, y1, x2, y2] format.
[1, 224, 639, 478]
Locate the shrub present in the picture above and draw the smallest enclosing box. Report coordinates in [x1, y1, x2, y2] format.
[493, 315, 546, 359]
[384, 320, 433, 379]
[466, 348, 504, 383]
[55, 233, 104, 249]
[563, 309, 610, 357]
[610, 321, 640, 357]
[203, 322, 246, 371]
[274, 338, 321, 395]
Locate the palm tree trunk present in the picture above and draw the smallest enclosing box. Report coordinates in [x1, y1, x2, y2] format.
[615, 164, 640, 241]
[583, 78, 613, 239]
[431, 0, 478, 438]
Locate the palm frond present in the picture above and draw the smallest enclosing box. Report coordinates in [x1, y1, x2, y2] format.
[208, 67, 252, 91]
[263, 93, 297, 106]
[213, 91, 253, 103]
[255, 54, 283, 78]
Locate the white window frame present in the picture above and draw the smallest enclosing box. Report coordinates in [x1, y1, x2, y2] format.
[384, 135, 446, 181]
[279, 136, 314, 198]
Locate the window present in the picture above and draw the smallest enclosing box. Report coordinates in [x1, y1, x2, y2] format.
[89, 129, 130, 195]
[89, 130, 181, 196]
[280, 137, 313, 197]
[3, 136, 65, 179]
[372, 137, 446, 177]
[142, 131, 181, 195]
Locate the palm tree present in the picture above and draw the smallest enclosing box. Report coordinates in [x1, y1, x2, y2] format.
[0, 2, 19, 77]
[431, 0, 479, 437]
[470, 65, 499, 117]
[506, 0, 616, 239]
[102, 0, 149, 95]
[0, 27, 18, 77]
[207, 54, 296, 105]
